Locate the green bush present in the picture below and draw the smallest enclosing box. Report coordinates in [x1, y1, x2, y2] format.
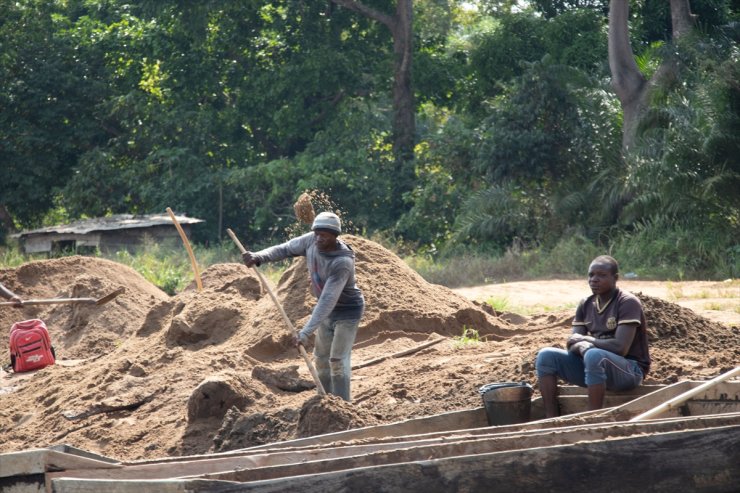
[0, 244, 30, 269]
[611, 219, 739, 280]
[113, 244, 193, 296]
[406, 236, 599, 288]
[452, 325, 481, 348]
[529, 235, 601, 278]
[405, 251, 523, 287]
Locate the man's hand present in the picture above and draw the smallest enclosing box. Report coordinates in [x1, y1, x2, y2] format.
[568, 333, 595, 356]
[242, 251, 259, 267]
[9, 295, 23, 308]
[293, 332, 309, 348]
[567, 332, 592, 348]
[569, 340, 594, 357]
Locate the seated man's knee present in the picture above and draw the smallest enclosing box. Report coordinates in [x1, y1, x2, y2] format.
[582, 348, 608, 369]
[536, 351, 559, 379]
[535, 348, 547, 367]
[535, 347, 558, 370]
[583, 349, 608, 371]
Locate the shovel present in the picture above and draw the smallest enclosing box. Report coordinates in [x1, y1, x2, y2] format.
[0, 287, 125, 307]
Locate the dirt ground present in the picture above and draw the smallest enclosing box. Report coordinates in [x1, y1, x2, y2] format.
[0, 237, 738, 462]
[453, 278, 740, 328]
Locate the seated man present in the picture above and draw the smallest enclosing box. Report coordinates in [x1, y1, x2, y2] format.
[535, 255, 651, 417]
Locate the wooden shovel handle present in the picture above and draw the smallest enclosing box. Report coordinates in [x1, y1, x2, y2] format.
[226, 229, 326, 395]
[0, 298, 96, 306]
[0, 288, 124, 307]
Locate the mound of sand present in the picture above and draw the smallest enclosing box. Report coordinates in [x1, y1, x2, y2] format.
[637, 294, 739, 382]
[1, 256, 168, 358]
[278, 235, 517, 342]
[0, 240, 738, 462]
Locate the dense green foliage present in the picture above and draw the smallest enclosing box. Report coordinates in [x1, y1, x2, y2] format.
[1, 0, 738, 280]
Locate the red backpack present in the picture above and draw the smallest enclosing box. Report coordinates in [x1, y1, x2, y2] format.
[9, 319, 56, 372]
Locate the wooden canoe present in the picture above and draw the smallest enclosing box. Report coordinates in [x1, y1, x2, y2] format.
[2, 380, 738, 493]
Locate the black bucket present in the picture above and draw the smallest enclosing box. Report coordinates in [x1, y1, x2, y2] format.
[479, 382, 533, 426]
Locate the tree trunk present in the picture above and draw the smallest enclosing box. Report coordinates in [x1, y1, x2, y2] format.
[391, 0, 415, 162]
[331, 0, 415, 162]
[608, 0, 646, 152]
[0, 204, 17, 235]
[670, 0, 695, 38]
[608, 0, 695, 152]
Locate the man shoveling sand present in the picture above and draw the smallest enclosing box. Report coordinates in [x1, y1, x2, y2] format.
[242, 212, 365, 401]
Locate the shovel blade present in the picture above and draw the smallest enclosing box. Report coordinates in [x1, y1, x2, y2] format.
[95, 287, 125, 305]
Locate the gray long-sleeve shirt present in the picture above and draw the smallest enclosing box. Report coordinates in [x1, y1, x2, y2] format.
[253, 233, 364, 337]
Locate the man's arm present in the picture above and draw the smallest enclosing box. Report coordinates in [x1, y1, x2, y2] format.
[0, 283, 23, 305]
[567, 300, 589, 349]
[566, 325, 588, 349]
[569, 324, 637, 356]
[242, 234, 312, 266]
[297, 268, 350, 342]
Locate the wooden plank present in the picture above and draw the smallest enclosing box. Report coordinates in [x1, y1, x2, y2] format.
[530, 393, 650, 419]
[0, 448, 119, 493]
[352, 336, 445, 370]
[198, 416, 740, 484]
[243, 406, 488, 452]
[0, 450, 51, 478]
[50, 478, 238, 493]
[46, 455, 270, 482]
[0, 450, 119, 478]
[686, 401, 740, 416]
[607, 380, 737, 416]
[555, 384, 665, 395]
[46, 413, 740, 483]
[631, 367, 740, 421]
[51, 426, 740, 493]
[242, 380, 739, 453]
[47, 445, 118, 464]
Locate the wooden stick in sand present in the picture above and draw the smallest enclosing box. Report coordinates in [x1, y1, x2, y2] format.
[353, 336, 446, 370]
[226, 228, 326, 395]
[166, 207, 203, 292]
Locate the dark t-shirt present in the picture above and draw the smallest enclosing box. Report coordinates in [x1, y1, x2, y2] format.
[573, 288, 651, 374]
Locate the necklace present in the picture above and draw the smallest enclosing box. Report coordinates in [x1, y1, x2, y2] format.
[595, 294, 614, 314]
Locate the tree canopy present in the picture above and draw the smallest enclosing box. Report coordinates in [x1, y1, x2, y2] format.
[1, 0, 737, 277]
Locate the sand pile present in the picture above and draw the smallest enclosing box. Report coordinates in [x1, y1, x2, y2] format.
[0, 238, 515, 460]
[273, 235, 516, 343]
[1, 256, 169, 358]
[637, 294, 739, 382]
[0, 239, 738, 462]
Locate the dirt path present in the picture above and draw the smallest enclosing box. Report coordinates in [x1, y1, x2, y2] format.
[452, 279, 740, 328]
